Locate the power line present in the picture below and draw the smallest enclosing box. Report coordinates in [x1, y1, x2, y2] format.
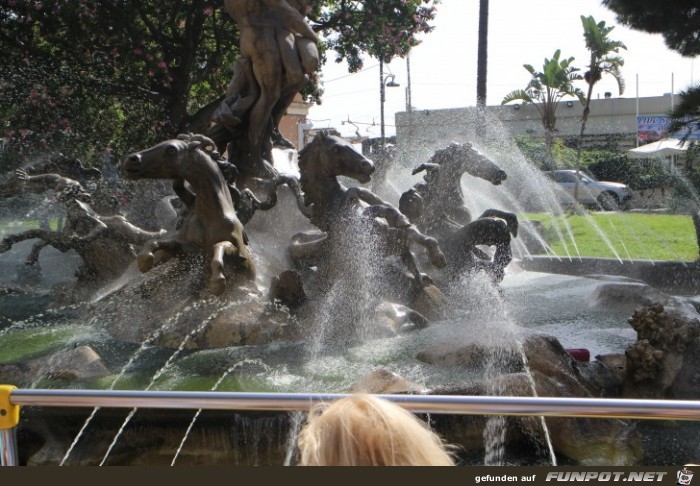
[323, 63, 379, 83]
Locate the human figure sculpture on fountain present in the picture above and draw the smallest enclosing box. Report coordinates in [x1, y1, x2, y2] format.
[399, 143, 518, 285]
[214, 0, 319, 193]
[270, 0, 319, 149]
[24, 154, 102, 186]
[120, 134, 256, 296]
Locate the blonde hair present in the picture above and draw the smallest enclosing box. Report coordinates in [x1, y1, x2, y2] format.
[296, 394, 456, 466]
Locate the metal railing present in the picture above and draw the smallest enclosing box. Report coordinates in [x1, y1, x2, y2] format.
[2, 387, 700, 466]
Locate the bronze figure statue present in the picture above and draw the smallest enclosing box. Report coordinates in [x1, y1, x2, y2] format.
[213, 0, 319, 187]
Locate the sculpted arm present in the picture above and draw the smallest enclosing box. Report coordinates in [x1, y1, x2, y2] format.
[263, 0, 317, 41]
[278, 175, 313, 218]
[16, 169, 80, 193]
[345, 187, 396, 209]
[172, 179, 195, 209]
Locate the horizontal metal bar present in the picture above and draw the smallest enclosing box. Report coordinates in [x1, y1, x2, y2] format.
[10, 389, 700, 421]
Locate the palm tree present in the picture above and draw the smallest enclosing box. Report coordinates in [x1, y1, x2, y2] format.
[475, 0, 489, 138]
[476, 0, 489, 109]
[668, 86, 700, 141]
[574, 15, 626, 201]
[502, 50, 585, 168]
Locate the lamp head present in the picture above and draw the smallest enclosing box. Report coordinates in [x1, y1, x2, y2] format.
[384, 75, 400, 87]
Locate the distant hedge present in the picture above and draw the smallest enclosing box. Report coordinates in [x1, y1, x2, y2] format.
[588, 154, 675, 190]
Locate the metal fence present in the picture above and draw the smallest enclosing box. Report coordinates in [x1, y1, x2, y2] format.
[2, 387, 700, 466]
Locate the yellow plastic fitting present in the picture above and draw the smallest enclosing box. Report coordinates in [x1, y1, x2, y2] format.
[0, 385, 19, 430]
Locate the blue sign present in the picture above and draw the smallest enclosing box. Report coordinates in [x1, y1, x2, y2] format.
[637, 115, 700, 142]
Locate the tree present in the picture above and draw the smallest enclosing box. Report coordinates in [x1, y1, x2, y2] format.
[501, 50, 585, 168]
[0, 0, 240, 167]
[668, 87, 700, 140]
[602, 0, 700, 141]
[312, 0, 438, 72]
[600, 0, 699, 56]
[574, 15, 626, 202]
[0, 0, 438, 168]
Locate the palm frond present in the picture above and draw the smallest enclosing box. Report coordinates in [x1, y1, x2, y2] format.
[501, 89, 533, 105]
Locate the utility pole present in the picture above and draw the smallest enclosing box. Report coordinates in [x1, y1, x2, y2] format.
[380, 57, 385, 145]
[406, 56, 412, 113]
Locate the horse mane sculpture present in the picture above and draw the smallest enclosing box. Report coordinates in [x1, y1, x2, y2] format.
[120, 133, 255, 295]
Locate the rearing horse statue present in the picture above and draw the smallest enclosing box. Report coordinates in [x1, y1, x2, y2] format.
[400, 142, 518, 285]
[284, 131, 445, 281]
[411, 141, 509, 234]
[120, 134, 255, 295]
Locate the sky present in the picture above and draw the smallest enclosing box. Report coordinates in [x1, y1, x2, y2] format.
[306, 0, 698, 139]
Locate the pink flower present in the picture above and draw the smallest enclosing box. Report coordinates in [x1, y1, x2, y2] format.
[147, 70, 154, 77]
[157, 61, 167, 69]
[203, 6, 214, 16]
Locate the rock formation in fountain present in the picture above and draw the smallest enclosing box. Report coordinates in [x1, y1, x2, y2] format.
[624, 303, 700, 399]
[353, 331, 646, 466]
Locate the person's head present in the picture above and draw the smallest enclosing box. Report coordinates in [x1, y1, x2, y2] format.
[296, 394, 456, 466]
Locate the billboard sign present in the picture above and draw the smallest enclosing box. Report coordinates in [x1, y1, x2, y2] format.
[637, 115, 700, 142]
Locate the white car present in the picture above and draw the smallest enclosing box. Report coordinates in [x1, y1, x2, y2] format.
[543, 170, 633, 210]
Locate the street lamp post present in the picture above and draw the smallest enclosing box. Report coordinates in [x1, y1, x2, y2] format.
[379, 58, 400, 146]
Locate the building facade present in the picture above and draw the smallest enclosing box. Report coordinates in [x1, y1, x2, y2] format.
[277, 93, 313, 149]
[395, 94, 678, 155]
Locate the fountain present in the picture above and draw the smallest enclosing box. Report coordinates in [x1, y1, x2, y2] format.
[1, 1, 700, 468]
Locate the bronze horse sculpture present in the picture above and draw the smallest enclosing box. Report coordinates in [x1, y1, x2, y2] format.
[120, 133, 255, 295]
[0, 174, 164, 295]
[400, 142, 518, 285]
[284, 131, 446, 302]
[410, 141, 509, 232]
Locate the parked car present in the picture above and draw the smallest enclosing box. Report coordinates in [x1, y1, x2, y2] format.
[543, 169, 633, 210]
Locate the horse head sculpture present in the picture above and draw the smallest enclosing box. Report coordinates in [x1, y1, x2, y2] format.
[427, 141, 507, 186]
[298, 131, 374, 189]
[411, 142, 508, 228]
